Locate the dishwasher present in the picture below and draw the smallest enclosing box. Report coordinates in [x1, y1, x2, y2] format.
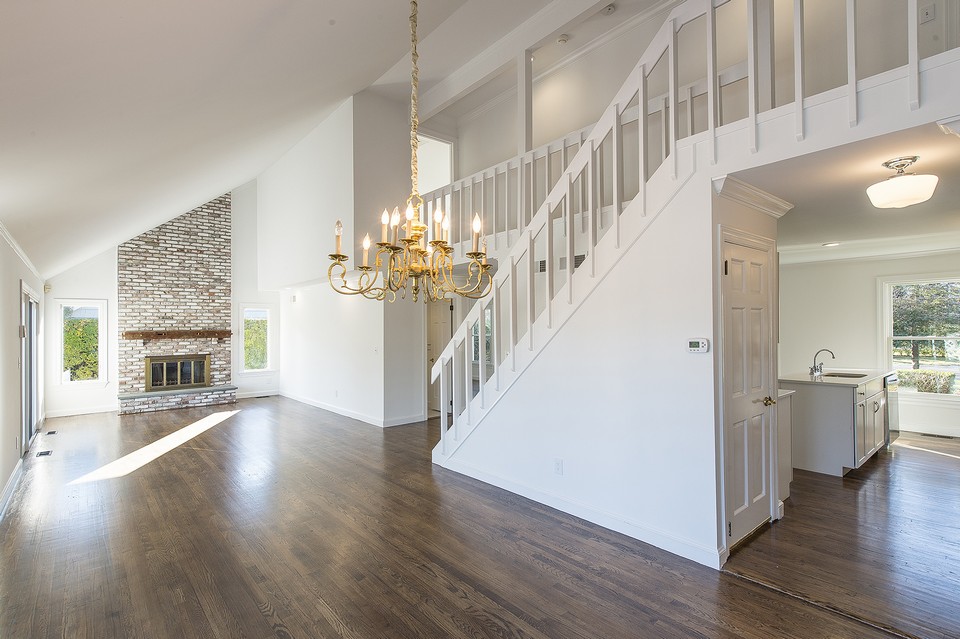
[885, 373, 900, 444]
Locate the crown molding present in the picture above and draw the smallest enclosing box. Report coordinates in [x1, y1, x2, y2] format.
[779, 231, 960, 265]
[0, 220, 43, 281]
[712, 175, 794, 219]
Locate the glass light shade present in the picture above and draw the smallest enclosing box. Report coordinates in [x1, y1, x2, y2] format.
[866, 174, 939, 209]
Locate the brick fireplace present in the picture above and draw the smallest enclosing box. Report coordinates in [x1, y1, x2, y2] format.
[117, 194, 236, 414]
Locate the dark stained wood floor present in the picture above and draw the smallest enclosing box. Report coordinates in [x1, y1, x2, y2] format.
[724, 432, 960, 639]
[0, 398, 912, 638]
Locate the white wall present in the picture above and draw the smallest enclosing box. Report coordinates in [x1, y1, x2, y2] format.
[258, 98, 355, 291]
[0, 227, 44, 510]
[232, 180, 280, 398]
[353, 90, 427, 426]
[454, 8, 670, 179]
[779, 250, 960, 436]
[43, 248, 119, 417]
[443, 174, 722, 567]
[279, 283, 386, 424]
[266, 91, 427, 426]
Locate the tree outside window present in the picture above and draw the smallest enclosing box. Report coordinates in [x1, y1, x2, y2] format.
[62, 304, 101, 382]
[243, 308, 269, 371]
[891, 281, 960, 396]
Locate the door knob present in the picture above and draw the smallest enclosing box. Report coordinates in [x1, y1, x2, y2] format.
[762, 396, 777, 406]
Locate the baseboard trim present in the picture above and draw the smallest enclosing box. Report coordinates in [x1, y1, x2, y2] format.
[236, 390, 280, 400]
[0, 459, 24, 523]
[280, 392, 383, 427]
[44, 405, 118, 419]
[437, 456, 722, 570]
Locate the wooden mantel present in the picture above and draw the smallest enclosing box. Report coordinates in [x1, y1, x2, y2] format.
[121, 329, 232, 341]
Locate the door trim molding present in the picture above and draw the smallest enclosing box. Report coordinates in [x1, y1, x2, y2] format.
[715, 226, 779, 565]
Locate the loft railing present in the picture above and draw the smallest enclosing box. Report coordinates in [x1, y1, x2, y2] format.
[429, 0, 955, 457]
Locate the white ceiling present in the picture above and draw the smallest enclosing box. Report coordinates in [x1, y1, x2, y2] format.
[735, 122, 960, 255]
[5, 0, 955, 278]
[3, 0, 573, 278]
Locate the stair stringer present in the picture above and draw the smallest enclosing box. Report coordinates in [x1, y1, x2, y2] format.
[432, 147, 697, 462]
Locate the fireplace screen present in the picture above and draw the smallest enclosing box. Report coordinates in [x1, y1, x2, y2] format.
[145, 354, 211, 391]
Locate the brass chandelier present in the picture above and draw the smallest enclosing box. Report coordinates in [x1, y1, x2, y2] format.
[328, 0, 493, 302]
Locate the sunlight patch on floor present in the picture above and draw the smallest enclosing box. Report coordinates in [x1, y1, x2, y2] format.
[69, 410, 241, 484]
[892, 440, 960, 461]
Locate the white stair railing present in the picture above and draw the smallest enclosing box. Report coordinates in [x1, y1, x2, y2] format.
[430, 0, 952, 459]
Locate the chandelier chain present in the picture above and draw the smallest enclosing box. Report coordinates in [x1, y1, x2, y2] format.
[409, 0, 420, 206]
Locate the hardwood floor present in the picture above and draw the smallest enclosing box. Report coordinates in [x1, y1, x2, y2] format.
[0, 398, 910, 638]
[724, 432, 960, 639]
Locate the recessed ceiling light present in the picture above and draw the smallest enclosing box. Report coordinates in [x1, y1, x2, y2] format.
[821, 242, 840, 247]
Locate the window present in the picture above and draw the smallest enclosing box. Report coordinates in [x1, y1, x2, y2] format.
[242, 307, 270, 371]
[886, 278, 960, 397]
[60, 300, 107, 383]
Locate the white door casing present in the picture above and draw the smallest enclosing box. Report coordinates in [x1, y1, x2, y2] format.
[427, 300, 453, 412]
[721, 231, 778, 548]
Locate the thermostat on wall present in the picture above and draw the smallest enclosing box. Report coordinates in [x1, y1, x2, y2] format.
[687, 338, 710, 353]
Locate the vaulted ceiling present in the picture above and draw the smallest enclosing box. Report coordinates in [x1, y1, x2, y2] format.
[0, 0, 569, 278]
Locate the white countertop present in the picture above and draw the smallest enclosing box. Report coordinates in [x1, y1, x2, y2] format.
[778, 369, 893, 387]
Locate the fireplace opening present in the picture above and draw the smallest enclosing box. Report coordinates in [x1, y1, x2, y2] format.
[145, 354, 211, 392]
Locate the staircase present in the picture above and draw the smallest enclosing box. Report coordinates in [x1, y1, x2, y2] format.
[421, 0, 960, 566]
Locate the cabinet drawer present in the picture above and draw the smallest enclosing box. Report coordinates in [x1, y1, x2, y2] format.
[857, 378, 884, 399]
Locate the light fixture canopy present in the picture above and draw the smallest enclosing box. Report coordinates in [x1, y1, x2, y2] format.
[866, 156, 939, 209]
[328, 1, 493, 302]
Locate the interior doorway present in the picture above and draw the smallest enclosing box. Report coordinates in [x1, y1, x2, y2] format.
[427, 300, 453, 413]
[20, 282, 40, 454]
[720, 230, 779, 551]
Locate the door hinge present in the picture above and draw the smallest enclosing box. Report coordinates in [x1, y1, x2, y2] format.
[727, 522, 732, 537]
[723, 260, 728, 275]
[19, 325, 26, 339]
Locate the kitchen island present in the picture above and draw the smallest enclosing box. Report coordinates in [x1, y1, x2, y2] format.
[779, 369, 893, 477]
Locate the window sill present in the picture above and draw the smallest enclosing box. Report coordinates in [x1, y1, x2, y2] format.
[239, 368, 277, 377]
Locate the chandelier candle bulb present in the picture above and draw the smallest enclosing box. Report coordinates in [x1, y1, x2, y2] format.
[433, 208, 443, 241]
[472, 214, 482, 252]
[362, 234, 371, 267]
[391, 208, 401, 245]
[442, 215, 450, 242]
[335, 219, 343, 255]
[381, 209, 389, 243]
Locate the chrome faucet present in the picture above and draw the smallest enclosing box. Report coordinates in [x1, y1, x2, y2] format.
[810, 348, 835, 376]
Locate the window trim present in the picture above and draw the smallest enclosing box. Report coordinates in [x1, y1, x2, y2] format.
[238, 303, 275, 374]
[879, 272, 960, 403]
[58, 298, 108, 385]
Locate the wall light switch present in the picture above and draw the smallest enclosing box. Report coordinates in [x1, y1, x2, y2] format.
[920, 4, 935, 24]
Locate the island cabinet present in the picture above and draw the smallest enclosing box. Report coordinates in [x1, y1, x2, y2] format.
[778, 371, 890, 477]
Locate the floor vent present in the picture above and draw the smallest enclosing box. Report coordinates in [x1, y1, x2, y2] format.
[36, 450, 52, 457]
[920, 433, 955, 439]
[46, 431, 57, 435]
[537, 254, 587, 273]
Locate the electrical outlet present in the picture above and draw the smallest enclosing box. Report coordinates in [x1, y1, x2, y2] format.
[553, 458, 564, 475]
[920, 3, 935, 24]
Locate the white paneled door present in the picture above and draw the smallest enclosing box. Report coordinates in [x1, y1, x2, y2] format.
[722, 234, 777, 548]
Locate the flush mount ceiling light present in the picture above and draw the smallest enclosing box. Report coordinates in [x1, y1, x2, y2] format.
[865, 156, 939, 209]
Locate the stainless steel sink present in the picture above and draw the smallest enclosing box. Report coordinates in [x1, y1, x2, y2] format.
[822, 372, 867, 378]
